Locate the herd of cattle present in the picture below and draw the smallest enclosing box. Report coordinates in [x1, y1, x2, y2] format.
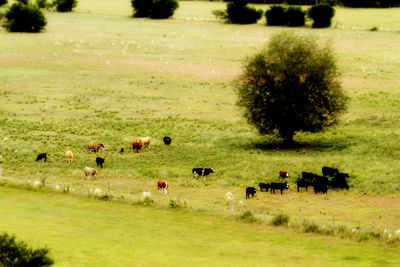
[34, 138, 350, 199]
[246, 167, 350, 199]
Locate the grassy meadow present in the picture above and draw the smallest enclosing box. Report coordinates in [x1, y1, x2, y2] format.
[1, 0, 400, 263]
[1, 185, 399, 266]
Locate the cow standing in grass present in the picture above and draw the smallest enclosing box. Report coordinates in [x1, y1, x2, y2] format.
[246, 187, 258, 199]
[65, 151, 73, 164]
[192, 168, 214, 180]
[157, 181, 168, 195]
[270, 182, 290, 195]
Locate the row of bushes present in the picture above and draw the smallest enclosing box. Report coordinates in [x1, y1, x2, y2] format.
[214, 1, 335, 28]
[244, 0, 399, 7]
[267, 4, 334, 27]
[131, 0, 179, 19]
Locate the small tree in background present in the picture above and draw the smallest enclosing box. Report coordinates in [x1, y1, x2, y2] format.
[235, 32, 348, 145]
[286, 6, 305, 27]
[213, 0, 263, 24]
[265, 5, 287, 26]
[4, 1, 46, 32]
[149, 0, 178, 19]
[307, 3, 335, 28]
[53, 0, 77, 12]
[131, 0, 152, 17]
[0, 232, 54, 266]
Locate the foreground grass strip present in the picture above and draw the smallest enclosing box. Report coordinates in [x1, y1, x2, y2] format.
[0, 186, 399, 266]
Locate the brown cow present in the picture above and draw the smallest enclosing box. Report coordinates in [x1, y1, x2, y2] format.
[86, 142, 105, 153]
[132, 141, 143, 152]
[157, 181, 168, 194]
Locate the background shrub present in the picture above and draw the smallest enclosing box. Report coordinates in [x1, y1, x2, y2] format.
[271, 213, 290, 226]
[265, 5, 287, 26]
[53, 0, 77, 12]
[307, 3, 335, 28]
[0, 232, 54, 266]
[286, 6, 305, 27]
[224, 0, 263, 24]
[149, 0, 179, 19]
[4, 2, 46, 32]
[36, 0, 49, 9]
[237, 211, 259, 223]
[131, 0, 152, 17]
[0, 0, 7, 7]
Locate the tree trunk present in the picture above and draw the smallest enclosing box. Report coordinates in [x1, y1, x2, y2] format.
[280, 129, 295, 147]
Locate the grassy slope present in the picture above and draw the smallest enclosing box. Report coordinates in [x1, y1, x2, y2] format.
[0, 0, 400, 242]
[0, 186, 399, 266]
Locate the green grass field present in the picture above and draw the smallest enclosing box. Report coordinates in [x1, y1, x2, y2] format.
[1, 185, 399, 266]
[1, 0, 400, 264]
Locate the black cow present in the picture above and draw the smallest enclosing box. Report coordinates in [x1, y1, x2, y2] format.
[120, 148, 124, 153]
[246, 187, 258, 199]
[296, 177, 312, 192]
[322, 167, 339, 177]
[35, 153, 47, 162]
[163, 136, 172, 145]
[96, 157, 105, 168]
[270, 182, 290, 195]
[313, 175, 330, 194]
[302, 172, 317, 181]
[259, 182, 271, 192]
[192, 168, 214, 180]
[331, 173, 350, 190]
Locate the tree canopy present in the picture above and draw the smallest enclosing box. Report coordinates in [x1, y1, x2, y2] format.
[235, 32, 348, 145]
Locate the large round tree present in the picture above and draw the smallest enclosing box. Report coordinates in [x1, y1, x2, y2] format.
[236, 32, 348, 145]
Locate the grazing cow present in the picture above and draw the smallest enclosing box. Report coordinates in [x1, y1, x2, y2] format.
[279, 171, 289, 179]
[157, 181, 168, 194]
[86, 142, 105, 153]
[163, 136, 172, 145]
[120, 148, 124, 153]
[302, 172, 317, 181]
[35, 153, 47, 162]
[96, 157, 105, 168]
[137, 137, 151, 147]
[296, 177, 312, 192]
[192, 168, 214, 180]
[246, 187, 258, 199]
[322, 167, 339, 177]
[259, 182, 271, 192]
[84, 166, 98, 177]
[331, 173, 350, 190]
[270, 182, 290, 195]
[313, 175, 330, 194]
[65, 151, 73, 163]
[132, 141, 143, 152]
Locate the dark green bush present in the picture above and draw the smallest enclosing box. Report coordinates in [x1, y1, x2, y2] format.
[131, 0, 152, 17]
[286, 6, 305, 27]
[149, 0, 178, 19]
[0, 232, 54, 266]
[238, 211, 259, 223]
[0, 0, 7, 7]
[272, 213, 290, 226]
[224, 0, 263, 24]
[265, 5, 287, 26]
[53, 0, 77, 12]
[36, 0, 48, 9]
[307, 3, 335, 28]
[4, 2, 47, 32]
